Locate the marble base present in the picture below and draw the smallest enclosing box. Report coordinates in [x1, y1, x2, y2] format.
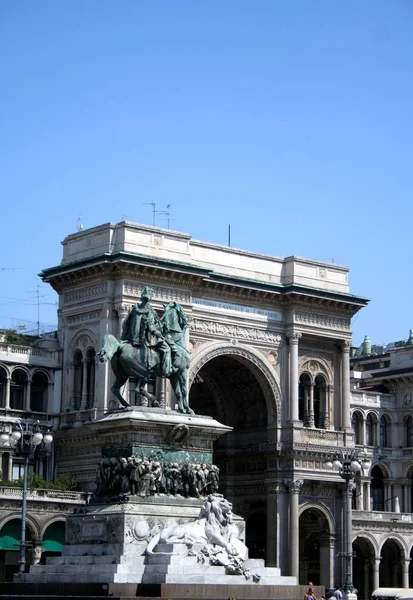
[19, 499, 297, 587]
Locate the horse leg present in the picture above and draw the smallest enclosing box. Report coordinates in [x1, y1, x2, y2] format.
[111, 375, 130, 408]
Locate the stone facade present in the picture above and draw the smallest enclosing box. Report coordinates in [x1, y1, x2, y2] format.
[3, 221, 413, 596]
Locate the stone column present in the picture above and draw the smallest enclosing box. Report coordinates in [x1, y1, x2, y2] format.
[287, 479, 303, 577]
[365, 480, 372, 510]
[362, 415, 366, 446]
[403, 559, 410, 588]
[25, 378, 32, 412]
[341, 340, 351, 430]
[4, 376, 10, 410]
[321, 385, 329, 429]
[327, 384, 334, 429]
[373, 557, 381, 590]
[277, 481, 288, 572]
[308, 383, 315, 428]
[328, 536, 336, 589]
[7, 452, 12, 480]
[364, 559, 371, 600]
[265, 481, 278, 568]
[357, 481, 364, 510]
[288, 332, 302, 422]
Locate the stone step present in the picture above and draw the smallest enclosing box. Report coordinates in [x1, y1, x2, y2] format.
[20, 572, 144, 584]
[61, 543, 146, 556]
[46, 554, 146, 566]
[145, 554, 199, 565]
[29, 563, 133, 575]
[143, 564, 226, 575]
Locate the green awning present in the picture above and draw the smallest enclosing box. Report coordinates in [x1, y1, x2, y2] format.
[42, 522, 65, 552]
[0, 520, 25, 551]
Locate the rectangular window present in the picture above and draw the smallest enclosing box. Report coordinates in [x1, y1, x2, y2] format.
[12, 462, 34, 481]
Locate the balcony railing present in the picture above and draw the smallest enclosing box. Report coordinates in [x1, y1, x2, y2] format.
[0, 342, 61, 367]
[0, 486, 92, 504]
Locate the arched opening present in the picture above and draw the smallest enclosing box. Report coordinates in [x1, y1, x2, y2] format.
[352, 411, 363, 445]
[246, 513, 266, 559]
[370, 465, 385, 511]
[353, 537, 375, 600]
[31, 371, 48, 413]
[10, 369, 27, 410]
[406, 415, 413, 448]
[72, 350, 83, 410]
[85, 348, 95, 409]
[380, 415, 391, 448]
[41, 521, 65, 563]
[189, 352, 271, 558]
[314, 374, 327, 429]
[366, 413, 377, 447]
[380, 539, 403, 587]
[299, 508, 332, 587]
[0, 366, 7, 408]
[0, 519, 32, 580]
[299, 373, 312, 425]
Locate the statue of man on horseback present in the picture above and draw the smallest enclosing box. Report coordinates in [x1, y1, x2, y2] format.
[99, 286, 194, 414]
[121, 286, 177, 378]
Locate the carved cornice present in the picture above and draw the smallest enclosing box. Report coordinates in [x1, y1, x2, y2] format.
[123, 281, 191, 304]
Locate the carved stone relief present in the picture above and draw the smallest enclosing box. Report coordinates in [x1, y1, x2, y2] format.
[123, 281, 190, 304]
[190, 319, 282, 344]
[64, 283, 108, 304]
[295, 311, 350, 331]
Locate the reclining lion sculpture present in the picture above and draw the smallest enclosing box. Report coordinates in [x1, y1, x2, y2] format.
[146, 493, 244, 557]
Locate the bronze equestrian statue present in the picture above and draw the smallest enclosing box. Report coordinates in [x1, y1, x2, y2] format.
[99, 286, 193, 414]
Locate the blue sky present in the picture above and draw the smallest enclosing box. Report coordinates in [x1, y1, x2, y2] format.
[0, 0, 412, 344]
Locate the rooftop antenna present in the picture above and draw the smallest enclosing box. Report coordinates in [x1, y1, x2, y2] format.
[228, 224, 231, 247]
[36, 285, 40, 336]
[143, 202, 156, 226]
[156, 204, 174, 229]
[77, 215, 83, 231]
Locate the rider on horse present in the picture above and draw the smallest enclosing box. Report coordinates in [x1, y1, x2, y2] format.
[121, 286, 178, 377]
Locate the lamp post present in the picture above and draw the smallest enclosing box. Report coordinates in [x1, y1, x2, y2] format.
[324, 450, 371, 600]
[0, 420, 53, 574]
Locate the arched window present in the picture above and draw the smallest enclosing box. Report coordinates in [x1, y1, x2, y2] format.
[406, 416, 413, 447]
[73, 350, 83, 410]
[314, 374, 327, 429]
[380, 415, 390, 448]
[371, 465, 385, 511]
[366, 413, 375, 446]
[352, 412, 363, 445]
[31, 372, 48, 413]
[0, 366, 7, 408]
[299, 373, 311, 424]
[86, 348, 95, 409]
[10, 369, 27, 410]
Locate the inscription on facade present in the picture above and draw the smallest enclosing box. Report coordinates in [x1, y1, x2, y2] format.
[193, 298, 283, 322]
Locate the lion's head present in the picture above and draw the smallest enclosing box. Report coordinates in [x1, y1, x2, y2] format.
[198, 494, 233, 530]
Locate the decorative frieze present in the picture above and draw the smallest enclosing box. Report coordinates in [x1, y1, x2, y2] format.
[64, 283, 108, 304]
[295, 311, 350, 331]
[123, 281, 190, 304]
[66, 311, 102, 325]
[190, 319, 282, 344]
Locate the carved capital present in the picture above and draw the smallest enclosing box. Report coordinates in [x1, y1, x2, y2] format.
[265, 479, 287, 494]
[287, 331, 302, 344]
[340, 339, 351, 352]
[285, 478, 304, 494]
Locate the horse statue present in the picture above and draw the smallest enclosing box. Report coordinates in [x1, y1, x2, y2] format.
[99, 301, 194, 414]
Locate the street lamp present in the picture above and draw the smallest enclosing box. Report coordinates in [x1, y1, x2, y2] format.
[0, 420, 53, 574]
[325, 450, 371, 600]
